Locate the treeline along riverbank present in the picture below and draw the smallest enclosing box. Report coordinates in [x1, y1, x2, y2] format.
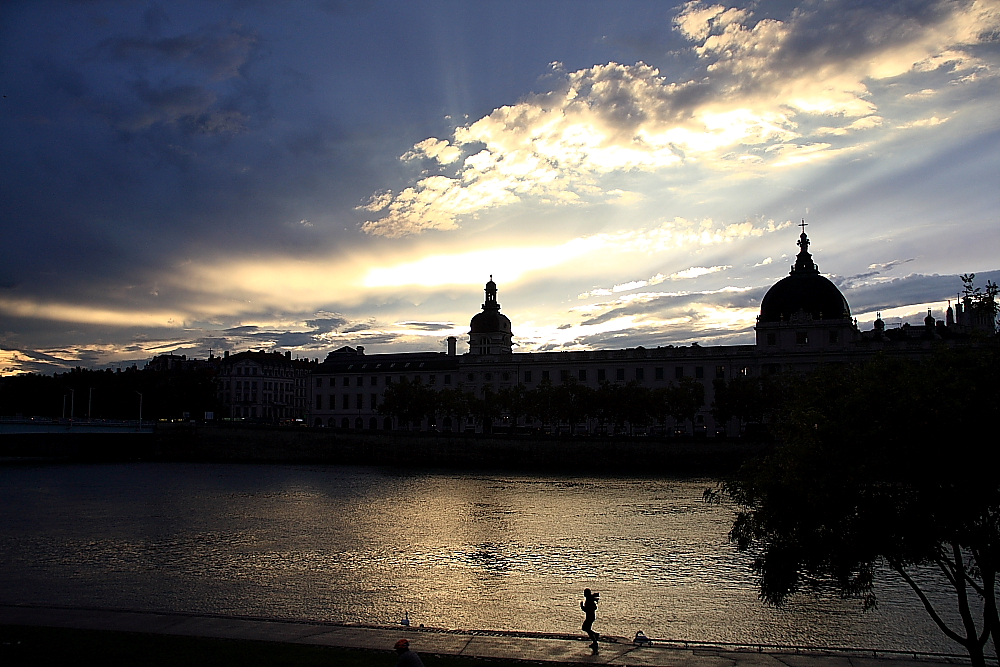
[0, 423, 766, 473]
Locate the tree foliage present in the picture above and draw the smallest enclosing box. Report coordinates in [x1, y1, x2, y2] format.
[961, 273, 999, 332]
[719, 348, 1000, 665]
[0, 366, 219, 420]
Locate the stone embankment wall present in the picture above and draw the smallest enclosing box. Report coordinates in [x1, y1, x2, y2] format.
[1, 424, 768, 473]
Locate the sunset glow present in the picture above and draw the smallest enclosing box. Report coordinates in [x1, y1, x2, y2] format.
[1, 0, 998, 373]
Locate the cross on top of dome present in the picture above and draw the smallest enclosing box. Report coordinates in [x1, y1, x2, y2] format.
[792, 219, 818, 274]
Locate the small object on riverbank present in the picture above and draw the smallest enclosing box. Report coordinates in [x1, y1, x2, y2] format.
[401, 611, 410, 626]
[634, 630, 652, 645]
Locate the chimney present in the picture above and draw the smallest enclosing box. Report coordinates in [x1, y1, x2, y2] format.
[447, 336, 457, 356]
[285, 351, 291, 359]
[224, 350, 229, 358]
[357, 346, 365, 355]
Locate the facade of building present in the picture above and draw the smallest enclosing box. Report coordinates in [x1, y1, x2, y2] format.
[306, 230, 994, 434]
[215, 350, 315, 420]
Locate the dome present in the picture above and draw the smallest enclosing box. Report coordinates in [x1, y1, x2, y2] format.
[759, 229, 851, 323]
[470, 275, 512, 333]
[470, 310, 512, 334]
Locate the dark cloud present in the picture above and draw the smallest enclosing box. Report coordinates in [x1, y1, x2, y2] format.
[573, 323, 757, 351]
[96, 23, 259, 81]
[224, 325, 260, 334]
[834, 258, 916, 290]
[128, 82, 217, 129]
[344, 332, 404, 346]
[316, 0, 377, 15]
[580, 288, 766, 326]
[143, 4, 170, 35]
[32, 58, 89, 100]
[396, 321, 454, 331]
[304, 317, 348, 334]
[844, 270, 1000, 314]
[272, 332, 324, 348]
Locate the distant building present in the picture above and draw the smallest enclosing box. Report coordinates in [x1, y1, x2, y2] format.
[309, 346, 460, 430]
[145, 353, 213, 372]
[305, 228, 995, 435]
[215, 350, 314, 420]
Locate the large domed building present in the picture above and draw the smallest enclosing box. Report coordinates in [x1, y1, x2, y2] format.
[306, 225, 974, 435]
[755, 225, 858, 351]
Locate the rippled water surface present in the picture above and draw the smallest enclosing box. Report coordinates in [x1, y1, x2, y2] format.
[0, 463, 990, 655]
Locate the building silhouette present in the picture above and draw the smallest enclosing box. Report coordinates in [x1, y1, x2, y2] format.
[306, 228, 994, 435]
[214, 350, 314, 420]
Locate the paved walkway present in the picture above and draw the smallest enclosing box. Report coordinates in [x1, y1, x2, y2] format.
[0, 604, 975, 666]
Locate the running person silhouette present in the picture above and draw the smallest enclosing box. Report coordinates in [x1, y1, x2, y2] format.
[581, 588, 600, 649]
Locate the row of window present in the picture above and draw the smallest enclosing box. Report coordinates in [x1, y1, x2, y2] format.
[313, 366, 724, 390]
[315, 393, 381, 411]
[527, 366, 718, 382]
[316, 374, 455, 388]
[219, 380, 301, 392]
[766, 331, 841, 346]
[225, 365, 304, 378]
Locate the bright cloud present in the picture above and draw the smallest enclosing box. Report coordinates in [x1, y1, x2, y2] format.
[670, 265, 732, 279]
[578, 263, 732, 298]
[361, 0, 1000, 237]
[0, 297, 188, 328]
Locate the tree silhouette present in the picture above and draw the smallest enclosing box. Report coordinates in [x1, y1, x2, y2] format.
[718, 349, 1000, 666]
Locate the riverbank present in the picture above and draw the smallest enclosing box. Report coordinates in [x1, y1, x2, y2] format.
[0, 604, 976, 666]
[0, 423, 767, 472]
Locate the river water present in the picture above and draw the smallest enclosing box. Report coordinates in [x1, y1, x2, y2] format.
[0, 463, 990, 655]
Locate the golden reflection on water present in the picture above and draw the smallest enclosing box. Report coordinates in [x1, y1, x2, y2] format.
[0, 463, 980, 654]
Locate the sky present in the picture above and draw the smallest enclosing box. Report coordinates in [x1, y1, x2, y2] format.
[2, 0, 999, 374]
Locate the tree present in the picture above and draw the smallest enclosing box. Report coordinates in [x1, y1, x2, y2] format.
[717, 350, 1000, 666]
[497, 383, 530, 431]
[665, 376, 705, 433]
[378, 377, 434, 429]
[526, 379, 559, 432]
[711, 374, 792, 436]
[435, 387, 471, 432]
[960, 273, 999, 333]
[552, 378, 593, 434]
[467, 386, 502, 434]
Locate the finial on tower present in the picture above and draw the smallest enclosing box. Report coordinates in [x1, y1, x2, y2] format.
[484, 275, 499, 308]
[791, 220, 817, 274]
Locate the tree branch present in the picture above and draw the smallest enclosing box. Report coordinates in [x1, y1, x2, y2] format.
[951, 542, 987, 651]
[936, 555, 959, 589]
[893, 564, 967, 646]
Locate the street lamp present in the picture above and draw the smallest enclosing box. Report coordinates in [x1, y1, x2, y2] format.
[69, 388, 75, 421]
[135, 391, 143, 430]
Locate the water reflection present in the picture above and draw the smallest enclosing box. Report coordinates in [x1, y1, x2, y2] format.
[0, 463, 984, 655]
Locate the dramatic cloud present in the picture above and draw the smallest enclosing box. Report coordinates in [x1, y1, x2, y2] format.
[361, 0, 1000, 237]
[578, 264, 732, 298]
[1, 1, 997, 374]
